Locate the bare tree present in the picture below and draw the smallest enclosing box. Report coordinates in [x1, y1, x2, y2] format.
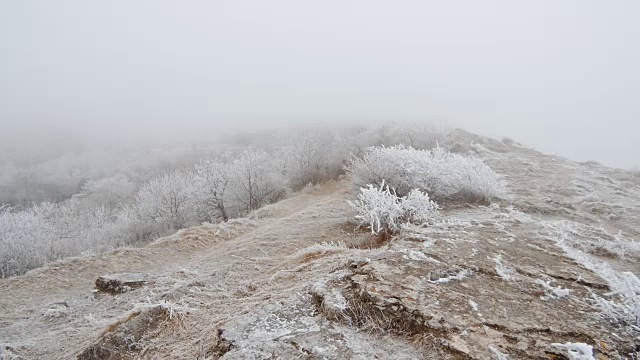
[194, 157, 234, 222]
[231, 149, 286, 213]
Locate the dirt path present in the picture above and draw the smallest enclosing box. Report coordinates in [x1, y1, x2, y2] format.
[0, 181, 361, 359]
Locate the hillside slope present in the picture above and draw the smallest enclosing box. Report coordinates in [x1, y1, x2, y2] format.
[1, 131, 639, 359]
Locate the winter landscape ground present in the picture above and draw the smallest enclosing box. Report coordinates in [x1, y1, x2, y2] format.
[1, 129, 639, 359]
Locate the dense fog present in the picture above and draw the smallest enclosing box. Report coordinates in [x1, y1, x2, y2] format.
[2, 0, 639, 169]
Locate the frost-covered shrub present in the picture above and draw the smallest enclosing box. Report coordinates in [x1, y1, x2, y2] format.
[134, 171, 200, 229]
[347, 145, 506, 202]
[0, 205, 55, 277]
[0, 200, 137, 278]
[81, 174, 137, 209]
[348, 181, 437, 235]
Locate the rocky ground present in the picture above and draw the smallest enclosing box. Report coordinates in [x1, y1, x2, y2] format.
[1, 130, 639, 359]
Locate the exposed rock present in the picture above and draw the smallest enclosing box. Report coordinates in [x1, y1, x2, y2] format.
[218, 292, 430, 359]
[95, 273, 149, 294]
[311, 227, 635, 359]
[77, 305, 173, 360]
[206, 329, 236, 359]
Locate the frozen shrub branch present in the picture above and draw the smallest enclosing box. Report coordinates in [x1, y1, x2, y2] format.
[346, 145, 506, 203]
[348, 180, 437, 236]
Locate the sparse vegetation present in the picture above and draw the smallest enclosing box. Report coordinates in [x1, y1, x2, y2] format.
[348, 181, 437, 237]
[345, 143, 506, 241]
[0, 124, 449, 277]
[347, 145, 506, 203]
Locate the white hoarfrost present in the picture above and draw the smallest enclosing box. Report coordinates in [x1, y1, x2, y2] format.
[426, 269, 471, 284]
[550, 342, 595, 360]
[535, 279, 571, 299]
[348, 180, 437, 235]
[312, 280, 348, 314]
[134, 171, 199, 229]
[468, 299, 479, 312]
[292, 241, 350, 261]
[0, 201, 134, 278]
[347, 145, 506, 201]
[542, 220, 640, 331]
[493, 254, 515, 281]
[489, 345, 510, 360]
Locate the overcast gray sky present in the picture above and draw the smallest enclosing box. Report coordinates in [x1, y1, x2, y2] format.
[1, 1, 638, 168]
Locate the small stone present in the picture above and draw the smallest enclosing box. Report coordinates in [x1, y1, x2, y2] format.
[95, 273, 148, 294]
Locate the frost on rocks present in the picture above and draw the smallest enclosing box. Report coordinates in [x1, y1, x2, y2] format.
[542, 220, 640, 330]
[468, 299, 479, 312]
[426, 268, 471, 284]
[397, 248, 441, 263]
[549, 342, 595, 360]
[218, 292, 425, 359]
[488, 345, 509, 360]
[535, 279, 571, 299]
[493, 254, 515, 281]
[311, 280, 348, 316]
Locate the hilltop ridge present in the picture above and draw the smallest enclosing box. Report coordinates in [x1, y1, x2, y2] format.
[1, 130, 639, 359]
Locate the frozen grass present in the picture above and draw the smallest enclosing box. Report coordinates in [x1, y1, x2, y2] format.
[292, 241, 350, 263]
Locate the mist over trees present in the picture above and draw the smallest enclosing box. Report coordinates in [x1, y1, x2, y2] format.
[0, 123, 448, 277]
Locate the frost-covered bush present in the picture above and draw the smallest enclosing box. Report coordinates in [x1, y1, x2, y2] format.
[347, 145, 506, 202]
[134, 171, 200, 229]
[348, 181, 437, 235]
[0, 205, 55, 277]
[0, 200, 137, 278]
[81, 174, 137, 209]
[35, 200, 133, 252]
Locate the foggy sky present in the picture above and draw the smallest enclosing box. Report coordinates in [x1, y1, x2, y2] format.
[1, 1, 639, 168]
